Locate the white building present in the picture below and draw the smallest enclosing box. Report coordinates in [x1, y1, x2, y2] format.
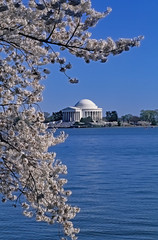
[62, 99, 102, 122]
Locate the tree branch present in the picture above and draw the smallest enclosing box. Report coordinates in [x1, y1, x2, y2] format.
[65, 20, 80, 46]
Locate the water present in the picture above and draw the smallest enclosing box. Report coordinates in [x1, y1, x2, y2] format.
[1, 127, 158, 240]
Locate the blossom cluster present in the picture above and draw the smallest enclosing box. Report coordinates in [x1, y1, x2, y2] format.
[0, 0, 143, 239]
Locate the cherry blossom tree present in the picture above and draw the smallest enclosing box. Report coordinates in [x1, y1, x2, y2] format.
[0, 0, 143, 239]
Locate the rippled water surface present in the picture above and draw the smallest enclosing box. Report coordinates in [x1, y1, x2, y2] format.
[1, 127, 158, 240]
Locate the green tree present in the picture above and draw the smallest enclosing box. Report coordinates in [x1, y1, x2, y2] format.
[120, 114, 133, 123]
[140, 110, 158, 125]
[80, 116, 93, 124]
[129, 115, 140, 125]
[121, 114, 140, 124]
[52, 111, 63, 121]
[106, 111, 118, 122]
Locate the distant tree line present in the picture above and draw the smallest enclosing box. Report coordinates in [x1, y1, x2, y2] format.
[105, 109, 158, 126]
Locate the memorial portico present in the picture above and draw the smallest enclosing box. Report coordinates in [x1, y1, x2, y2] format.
[62, 107, 81, 122]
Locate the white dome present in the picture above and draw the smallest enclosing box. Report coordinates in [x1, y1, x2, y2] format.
[75, 99, 98, 109]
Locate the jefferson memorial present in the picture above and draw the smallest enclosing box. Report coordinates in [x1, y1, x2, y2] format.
[62, 99, 102, 122]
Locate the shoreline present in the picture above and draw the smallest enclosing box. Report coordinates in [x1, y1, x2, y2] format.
[49, 124, 157, 129]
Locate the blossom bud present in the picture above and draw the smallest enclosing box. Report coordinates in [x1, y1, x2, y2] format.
[69, 78, 79, 84]
[65, 63, 72, 69]
[43, 69, 50, 74]
[59, 58, 66, 64]
[36, 4, 45, 10]
[60, 67, 66, 72]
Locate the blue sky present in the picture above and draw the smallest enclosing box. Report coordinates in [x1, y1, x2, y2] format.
[40, 0, 158, 117]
